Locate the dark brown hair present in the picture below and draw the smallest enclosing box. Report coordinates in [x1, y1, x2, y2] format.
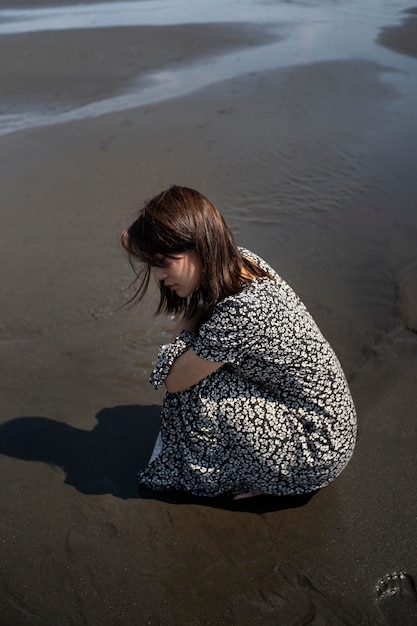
[121, 185, 270, 317]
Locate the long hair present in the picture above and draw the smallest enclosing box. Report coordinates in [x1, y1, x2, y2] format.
[121, 185, 269, 317]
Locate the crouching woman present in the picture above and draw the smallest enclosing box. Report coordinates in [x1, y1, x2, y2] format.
[121, 185, 356, 499]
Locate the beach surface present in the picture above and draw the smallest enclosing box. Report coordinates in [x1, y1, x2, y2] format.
[1, 1, 417, 624]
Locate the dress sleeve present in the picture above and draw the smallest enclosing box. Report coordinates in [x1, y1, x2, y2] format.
[149, 330, 197, 390]
[193, 294, 261, 365]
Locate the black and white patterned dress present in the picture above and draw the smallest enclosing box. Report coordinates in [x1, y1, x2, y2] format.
[138, 249, 356, 497]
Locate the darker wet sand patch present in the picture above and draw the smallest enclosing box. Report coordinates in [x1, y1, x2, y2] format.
[377, 6, 417, 59]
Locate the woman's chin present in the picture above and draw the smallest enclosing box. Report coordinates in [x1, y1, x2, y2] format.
[175, 288, 190, 298]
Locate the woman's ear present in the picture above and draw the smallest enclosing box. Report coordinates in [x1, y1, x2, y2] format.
[120, 229, 129, 246]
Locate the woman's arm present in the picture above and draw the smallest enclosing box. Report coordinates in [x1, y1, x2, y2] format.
[165, 349, 224, 393]
[165, 311, 224, 393]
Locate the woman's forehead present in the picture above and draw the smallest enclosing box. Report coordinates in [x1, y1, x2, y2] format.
[149, 251, 186, 266]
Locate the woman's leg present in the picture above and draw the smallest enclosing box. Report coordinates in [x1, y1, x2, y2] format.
[149, 431, 162, 464]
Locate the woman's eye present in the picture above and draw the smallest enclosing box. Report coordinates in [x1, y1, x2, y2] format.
[153, 256, 167, 268]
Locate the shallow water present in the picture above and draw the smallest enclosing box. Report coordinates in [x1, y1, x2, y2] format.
[0, 0, 416, 135]
[0, 0, 403, 33]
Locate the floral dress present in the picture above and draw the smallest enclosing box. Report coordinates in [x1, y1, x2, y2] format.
[137, 249, 357, 497]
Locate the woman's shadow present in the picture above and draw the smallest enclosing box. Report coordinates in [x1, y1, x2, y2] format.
[0, 406, 316, 512]
[0, 405, 160, 499]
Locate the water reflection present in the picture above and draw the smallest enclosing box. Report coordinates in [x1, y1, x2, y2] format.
[0, 0, 406, 34]
[0, 0, 415, 136]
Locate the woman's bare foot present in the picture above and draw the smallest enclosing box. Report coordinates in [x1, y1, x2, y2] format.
[232, 490, 264, 500]
[375, 572, 417, 625]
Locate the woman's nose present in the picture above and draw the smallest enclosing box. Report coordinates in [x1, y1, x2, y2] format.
[154, 267, 167, 281]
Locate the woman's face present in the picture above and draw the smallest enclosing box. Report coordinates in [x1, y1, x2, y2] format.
[152, 252, 202, 298]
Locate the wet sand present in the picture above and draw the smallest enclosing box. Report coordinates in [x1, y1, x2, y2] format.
[0, 23, 277, 111]
[378, 7, 417, 59]
[1, 5, 417, 625]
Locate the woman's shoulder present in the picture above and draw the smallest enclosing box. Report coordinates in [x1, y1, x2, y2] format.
[215, 251, 281, 314]
[236, 248, 305, 312]
[238, 247, 281, 281]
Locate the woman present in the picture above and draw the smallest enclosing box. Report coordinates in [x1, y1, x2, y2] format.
[121, 185, 356, 499]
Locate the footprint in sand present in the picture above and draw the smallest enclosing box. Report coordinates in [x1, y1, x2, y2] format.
[375, 572, 417, 625]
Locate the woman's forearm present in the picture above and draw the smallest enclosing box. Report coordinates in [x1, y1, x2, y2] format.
[165, 349, 224, 393]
